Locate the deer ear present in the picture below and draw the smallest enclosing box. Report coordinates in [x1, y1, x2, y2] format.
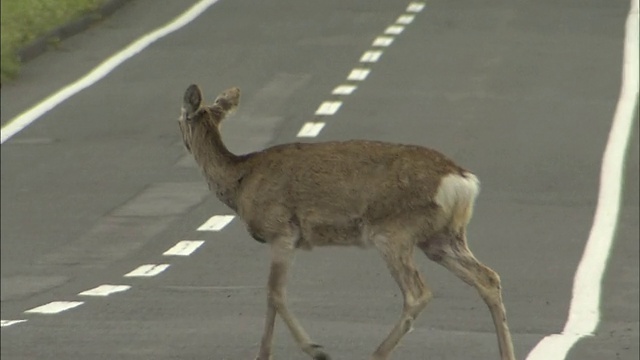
[183, 84, 203, 117]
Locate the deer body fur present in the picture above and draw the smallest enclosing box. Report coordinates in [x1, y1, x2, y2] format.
[178, 85, 516, 360]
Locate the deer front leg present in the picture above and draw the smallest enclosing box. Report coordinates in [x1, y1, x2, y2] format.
[257, 242, 330, 360]
[256, 301, 277, 360]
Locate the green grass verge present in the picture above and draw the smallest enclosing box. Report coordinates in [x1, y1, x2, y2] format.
[1, 0, 106, 85]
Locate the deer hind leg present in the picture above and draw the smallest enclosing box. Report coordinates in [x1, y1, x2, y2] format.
[419, 232, 515, 360]
[371, 236, 433, 360]
[256, 240, 330, 360]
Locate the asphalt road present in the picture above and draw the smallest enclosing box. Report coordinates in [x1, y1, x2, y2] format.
[1, 0, 638, 359]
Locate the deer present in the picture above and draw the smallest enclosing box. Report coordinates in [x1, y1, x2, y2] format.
[177, 84, 516, 360]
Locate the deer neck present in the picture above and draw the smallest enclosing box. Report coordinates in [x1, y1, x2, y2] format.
[190, 121, 244, 210]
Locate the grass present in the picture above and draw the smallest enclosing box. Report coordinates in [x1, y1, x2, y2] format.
[1, 0, 106, 85]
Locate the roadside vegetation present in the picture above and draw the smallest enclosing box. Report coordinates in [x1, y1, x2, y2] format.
[1, 0, 105, 84]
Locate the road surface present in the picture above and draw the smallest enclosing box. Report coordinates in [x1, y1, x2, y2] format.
[1, 0, 638, 359]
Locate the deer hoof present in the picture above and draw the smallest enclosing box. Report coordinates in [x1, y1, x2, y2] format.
[313, 351, 331, 360]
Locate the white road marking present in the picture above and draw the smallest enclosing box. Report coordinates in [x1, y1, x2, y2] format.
[332, 85, 357, 95]
[1, 320, 27, 328]
[25, 301, 84, 314]
[163, 240, 205, 256]
[124, 264, 170, 277]
[315, 101, 343, 115]
[360, 50, 383, 63]
[347, 68, 371, 81]
[407, 2, 426, 12]
[297, 122, 325, 138]
[385, 25, 405, 35]
[526, 0, 639, 358]
[78, 284, 131, 296]
[0, 0, 221, 145]
[197, 215, 235, 231]
[372, 36, 394, 47]
[396, 15, 415, 25]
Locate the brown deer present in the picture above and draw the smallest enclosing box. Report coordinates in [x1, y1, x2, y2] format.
[178, 85, 515, 360]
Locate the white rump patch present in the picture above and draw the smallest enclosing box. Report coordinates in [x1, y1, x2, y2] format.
[434, 173, 480, 227]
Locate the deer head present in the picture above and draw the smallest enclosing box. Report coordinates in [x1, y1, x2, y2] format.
[178, 84, 240, 154]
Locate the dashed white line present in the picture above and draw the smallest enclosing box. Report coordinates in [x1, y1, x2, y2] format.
[163, 240, 205, 256]
[372, 36, 394, 47]
[1, 320, 27, 328]
[396, 15, 415, 25]
[297, 122, 326, 138]
[124, 264, 170, 277]
[332, 85, 357, 95]
[315, 101, 343, 115]
[360, 50, 383, 63]
[526, 0, 639, 358]
[347, 68, 371, 81]
[197, 215, 235, 231]
[25, 301, 84, 314]
[384, 25, 405, 35]
[0, 0, 222, 145]
[407, 2, 426, 13]
[79, 284, 131, 297]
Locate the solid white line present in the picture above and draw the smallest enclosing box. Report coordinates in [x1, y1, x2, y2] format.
[315, 101, 343, 115]
[332, 85, 357, 95]
[124, 264, 170, 277]
[25, 301, 84, 314]
[1, 320, 27, 328]
[527, 0, 639, 358]
[163, 240, 205, 256]
[407, 2, 426, 13]
[396, 15, 415, 25]
[360, 50, 383, 63]
[197, 215, 235, 231]
[347, 68, 371, 81]
[297, 122, 325, 138]
[78, 284, 131, 296]
[372, 36, 394, 47]
[0, 0, 221, 145]
[385, 25, 405, 35]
